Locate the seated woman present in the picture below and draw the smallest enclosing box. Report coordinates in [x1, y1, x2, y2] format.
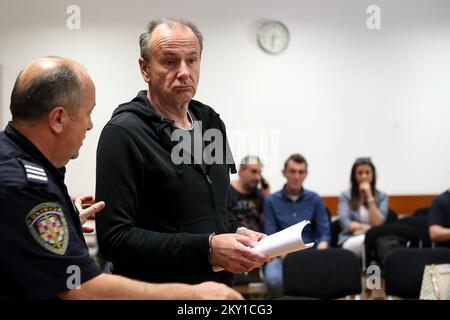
[338, 157, 388, 257]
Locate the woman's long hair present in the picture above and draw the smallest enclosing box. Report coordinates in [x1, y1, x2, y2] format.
[350, 158, 377, 211]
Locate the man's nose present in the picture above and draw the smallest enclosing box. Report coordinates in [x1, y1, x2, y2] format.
[87, 118, 93, 131]
[177, 61, 190, 81]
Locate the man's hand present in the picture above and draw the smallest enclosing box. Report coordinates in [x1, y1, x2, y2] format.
[74, 195, 105, 233]
[211, 233, 270, 274]
[236, 226, 266, 242]
[191, 281, 244, 300]
[317, 241, 329, 250]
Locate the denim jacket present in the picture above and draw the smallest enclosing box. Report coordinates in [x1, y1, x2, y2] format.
[337, 189, 388, 245]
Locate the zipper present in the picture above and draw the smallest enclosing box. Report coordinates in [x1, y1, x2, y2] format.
[194, 164, 223, 233]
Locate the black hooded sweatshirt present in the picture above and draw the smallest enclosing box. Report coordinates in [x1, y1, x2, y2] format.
[95, 90, 241, 284]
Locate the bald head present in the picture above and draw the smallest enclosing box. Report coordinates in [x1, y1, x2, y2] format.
[10, 56, 91, 122]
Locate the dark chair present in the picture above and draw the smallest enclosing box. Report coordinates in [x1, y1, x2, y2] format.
[384, 247, 450, 299]
[282, 248, 362, 299]
[330, 219, 342, 248]
[364, 223, 420, 268]
[398, 211, 431, 248]
[385, 209, 399, 224]
[363, 210, 432, 269]
[413, 207, 430, 217]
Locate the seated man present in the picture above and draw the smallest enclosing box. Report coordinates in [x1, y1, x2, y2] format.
[429, 189, 450, 248]
[229, 155, 269, 233]
[229, 155, 270, 286]
[263, 154, 330, 297]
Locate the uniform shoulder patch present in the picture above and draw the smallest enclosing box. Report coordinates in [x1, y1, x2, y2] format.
[25, 203, 69, 255]
[18, 159, 48, 185]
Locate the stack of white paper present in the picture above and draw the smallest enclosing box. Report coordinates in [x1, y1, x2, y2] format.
[252, 220, 314, 258]
[213, 220, 313, 272]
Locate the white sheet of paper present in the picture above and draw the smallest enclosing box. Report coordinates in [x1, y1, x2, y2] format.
[252, 220, 314, 258]
[212, 220, 314, 272]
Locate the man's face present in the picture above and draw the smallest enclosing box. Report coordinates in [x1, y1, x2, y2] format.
[283, 160, 307, 191]
[239, 163, 262, 190]
[64, 77, 95, 162]
[144, 24, 201, 108]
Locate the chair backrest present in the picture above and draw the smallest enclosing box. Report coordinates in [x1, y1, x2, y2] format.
[385, 209, 399, 224]
[283, 248, 361, 299]
[364, 223, 421, 266]
[330, 219, 342, 248]
[384, 248, 450, 299]
[397, 214, 432, 247]
[413, 207, 430, 217]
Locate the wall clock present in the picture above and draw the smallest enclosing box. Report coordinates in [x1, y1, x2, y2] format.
[257, 20, 290, 54]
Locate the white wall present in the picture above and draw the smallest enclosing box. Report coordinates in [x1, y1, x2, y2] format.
[1, 0, 449, 198]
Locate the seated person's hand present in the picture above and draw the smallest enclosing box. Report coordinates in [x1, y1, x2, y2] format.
[359, 181, 373, 198]
[316, 241, 329, 250]
[192, 281, 244, 300]
[353, 223, 371, 235]
[261, 177, 271, 197]
[74, 195, 105, 233]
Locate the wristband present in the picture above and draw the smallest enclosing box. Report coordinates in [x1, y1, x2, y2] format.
[207, 232, 216, 268]
[366, 197, 375, 203]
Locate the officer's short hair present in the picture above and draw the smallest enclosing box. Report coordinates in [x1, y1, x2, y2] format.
[10, 62, 84, 121]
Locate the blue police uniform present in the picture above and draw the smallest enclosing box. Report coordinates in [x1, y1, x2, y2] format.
[0, 123, 101, 299]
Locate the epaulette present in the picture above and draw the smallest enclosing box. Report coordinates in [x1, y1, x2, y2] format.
[18, 159, 48, 185]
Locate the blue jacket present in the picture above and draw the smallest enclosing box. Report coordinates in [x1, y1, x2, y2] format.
[263, 187, 331, 245]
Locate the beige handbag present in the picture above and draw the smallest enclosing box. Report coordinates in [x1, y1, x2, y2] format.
[420, 264, 450, 300]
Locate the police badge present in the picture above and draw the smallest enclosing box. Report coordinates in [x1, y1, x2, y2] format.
[26, 203, 69, 255]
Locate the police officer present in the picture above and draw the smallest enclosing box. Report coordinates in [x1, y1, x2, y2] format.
[0, 56, 243, 300]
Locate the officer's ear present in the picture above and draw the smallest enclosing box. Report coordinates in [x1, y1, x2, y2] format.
[47, 106, 67, 134]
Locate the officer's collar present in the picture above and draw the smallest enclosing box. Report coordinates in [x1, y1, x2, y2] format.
[5, 122, 66, 181]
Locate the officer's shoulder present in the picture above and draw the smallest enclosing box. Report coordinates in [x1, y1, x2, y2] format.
[0, 156, 48, 188]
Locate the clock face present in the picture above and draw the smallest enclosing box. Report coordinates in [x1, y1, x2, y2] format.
[257, 21, 289, 54]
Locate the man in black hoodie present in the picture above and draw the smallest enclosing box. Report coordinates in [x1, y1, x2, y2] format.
[96, 19, 270, 285]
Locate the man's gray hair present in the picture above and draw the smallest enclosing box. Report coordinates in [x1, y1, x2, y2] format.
[139, 18, 204, 62]
[240, 155, 263, 170]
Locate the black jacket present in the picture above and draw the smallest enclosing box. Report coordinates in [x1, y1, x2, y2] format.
[96, 90, 241, 284]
